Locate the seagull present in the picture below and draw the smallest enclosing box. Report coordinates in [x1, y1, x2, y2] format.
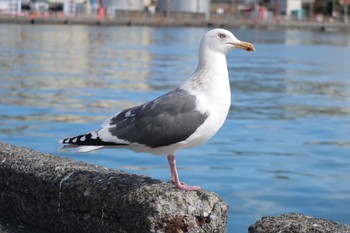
[60, 28, 255, 191]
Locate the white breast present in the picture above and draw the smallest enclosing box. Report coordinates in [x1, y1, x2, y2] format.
[179, 59, 231, 149]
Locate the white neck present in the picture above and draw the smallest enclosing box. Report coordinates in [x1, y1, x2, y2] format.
[177, 45, 232, 147]
[181, 46, 229, 94]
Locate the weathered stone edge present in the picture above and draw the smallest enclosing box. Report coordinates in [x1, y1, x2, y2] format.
[0, 142, 228, 233]
[249, 213, 350, 233]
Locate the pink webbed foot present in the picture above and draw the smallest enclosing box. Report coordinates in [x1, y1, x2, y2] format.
[170, 178, 201, 190]
[174, 182, 201, 191]
[167, 155, 201, 191]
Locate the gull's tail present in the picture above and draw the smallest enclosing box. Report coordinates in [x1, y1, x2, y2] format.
[60, 132, 127, 152]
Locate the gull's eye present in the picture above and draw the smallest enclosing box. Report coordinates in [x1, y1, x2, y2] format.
[219, 33, 226, 39]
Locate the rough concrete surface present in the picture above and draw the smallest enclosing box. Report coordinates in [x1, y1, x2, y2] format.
[0, 142, 228, 233]
[249, 213, 350, 233]
[0, 215, 49, 233]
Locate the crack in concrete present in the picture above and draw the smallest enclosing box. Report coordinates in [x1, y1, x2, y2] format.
[58, 171, 75, 212]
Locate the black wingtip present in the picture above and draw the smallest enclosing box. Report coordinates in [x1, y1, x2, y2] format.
[60, 134, 86, 145]
[60, 132, 126, 146]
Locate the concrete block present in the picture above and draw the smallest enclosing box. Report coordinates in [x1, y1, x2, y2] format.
[0, 142, 228, 233]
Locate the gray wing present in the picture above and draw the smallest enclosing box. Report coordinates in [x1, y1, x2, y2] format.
[104, 88, 209, 148]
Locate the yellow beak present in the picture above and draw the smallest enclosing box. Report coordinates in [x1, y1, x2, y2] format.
[233, 41, 256, 52]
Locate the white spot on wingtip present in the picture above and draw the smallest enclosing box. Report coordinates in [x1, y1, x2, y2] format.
[91, 132, 98, 139]
[125, 111, 131, 117]
[125, 110, 135, 118]
[80, 136, 86, 141]
[72, 138, 77, 143]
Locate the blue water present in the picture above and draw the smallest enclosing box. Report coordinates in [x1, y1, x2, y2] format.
[1, 24, 350, 232]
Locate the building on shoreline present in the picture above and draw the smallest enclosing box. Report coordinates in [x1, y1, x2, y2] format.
[0, 0, 348, 23]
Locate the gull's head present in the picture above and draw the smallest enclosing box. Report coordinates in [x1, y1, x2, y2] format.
[200, 28, 255, 55]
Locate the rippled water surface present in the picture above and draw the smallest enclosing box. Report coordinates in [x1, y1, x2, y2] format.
[1, 24, 350, 232]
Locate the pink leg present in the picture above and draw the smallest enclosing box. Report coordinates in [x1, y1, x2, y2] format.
[167, 155, 200, 191]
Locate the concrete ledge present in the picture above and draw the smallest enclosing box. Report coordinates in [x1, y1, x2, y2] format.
[249, 213, 350, 233]
[0, 142, 228, 233]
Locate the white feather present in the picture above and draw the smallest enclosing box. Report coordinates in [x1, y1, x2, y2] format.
[77, 146, 104, 153]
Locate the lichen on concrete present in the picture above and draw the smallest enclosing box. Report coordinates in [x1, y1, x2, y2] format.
[0, 142, 228, 233]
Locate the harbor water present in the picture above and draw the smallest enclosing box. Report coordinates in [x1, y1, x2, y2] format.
[1, 24, 350, 232]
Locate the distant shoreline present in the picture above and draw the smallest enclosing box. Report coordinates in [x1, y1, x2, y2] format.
[1, 15, 350, 32]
